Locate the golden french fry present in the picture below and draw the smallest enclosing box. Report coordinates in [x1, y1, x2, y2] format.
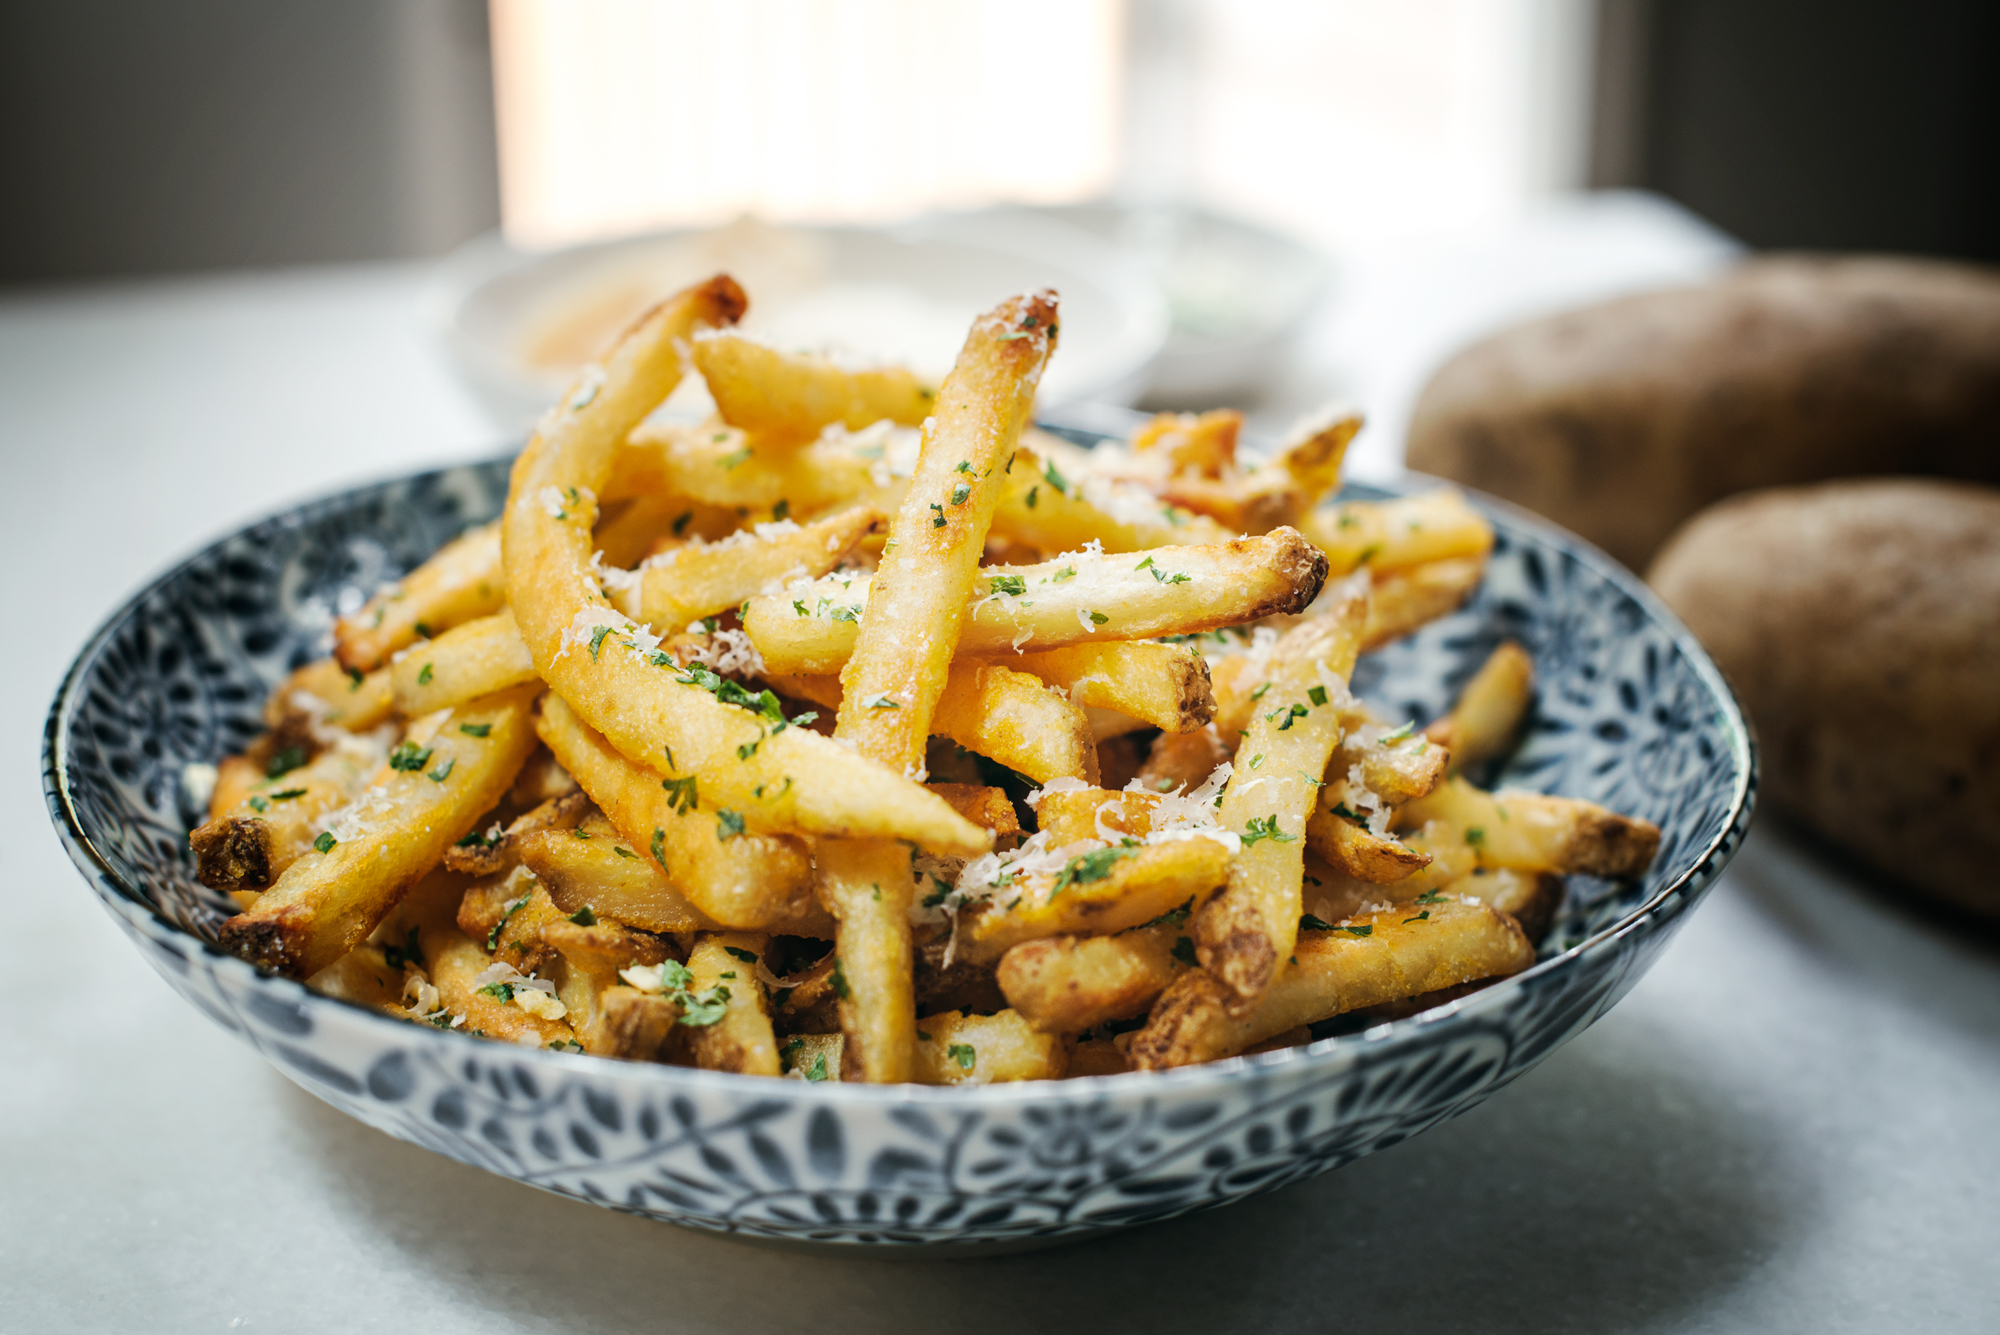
[679, 933, 782, 1075]
[391, 609, 537, 716]
[914, 1009, 1067, 1084]
[219, 686, 540, 977]
[1195, 583, 1369, 1012]
[960, 838, 1231, 964]
[1013, 642, 1214, 734]
[456, 865, 566, 976]
[597, 986, 680, 1061]
[745, 528, 1328, 676]
[1338, 728, 1450, 803]
[535, 692, 817, 929]
[778, 1031, 844, 1082]
[500, 277, 987, 859]
[191, 739, 381, 890]
[1425, 640, 1534, 772]
[542, 917, 673, 1057]
[620, 419, 881, 512]
[1396, 776, 1661, 878]
[421, 921, 579, 1047]
[1362, 556, 1487, 650]
[1303, 489, 1495, 577]
[926, 784, 1023, 845]
[1130, 410, 1241, 476]
[1305, 810, 1432, 883]
[336, 521, 505, 673]
[991, 439, 1233, 554]
[622, 507, 881, 633]
[266, 657, 395, 736]
[305, 940, 411, 1016]
[818, 292, 1058, 1085]
[1066, 1038, 1130, 1076]
[1450, 867, 1563, 944]
[1272, 405, 1363, 506]
[996, 922, 1192, 1034]
[1129, 898, 1532, 1069]
[692, 330, 933, 444]
[443, 789, 591, 878]
[1155, 469, 1302, 535]
[1137, 725, 1233, 796]
[1032, 787, 1162, 846]
[519, 825, 715, 935]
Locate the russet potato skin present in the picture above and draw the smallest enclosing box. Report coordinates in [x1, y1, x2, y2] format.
[1406, 256, 2000, 571]
[1648, 479, 2000, 916]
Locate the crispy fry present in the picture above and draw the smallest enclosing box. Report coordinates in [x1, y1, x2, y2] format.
[1195, 582, 1369, 1012]
[219, 687, 540, 977]
[1272, 405, 1363, 505]
[1129, 898, 1532, 1069]
[1340, 730, 1451, 803]
[444, 789, 591, 877]
[1155, 469, 1302, 535]
[991, 439, 1233, 554]
[1396, 776, 1661, 878]
[1138, 725, 1232, 795]
[621, 507, 881, 633]
[541, 915, 673, 1056]
[1451, 868, 1564, 944]
[535, 692, 817, 928]
[596, 986, 680, 1061]
[1032, 787, 1163, 846]
[1013, 642, 1214, 733]
[621, 419, 880, 512]
[336, 522, 505, 673]
[913, 1009, 1067, 1084]
[266, 657, 395, 736]
[1305, 809, 1432, 883]
[746, 528, 1328, 675]
[519, 824, 714, 935]
[960, 837, 1232, 964]
[191, 738, 380, 890]
[816, 838, 919, 1083]
[501, 275, 987, 857]
[1130, 409, 1241, 476]
[692, 330, 933, 444]
[391, 609, 538, 716]
[1425, 640, 1535, 772]
[1362, 556, 1487, 649]
[997, 924, 1191, 1033]
[456, 865, 565, 976]
[925, 784, 1022, 845]
[1304, 488, 1495, 577]
[778, 1031, 844, 1082]
[681, 933, 781, 1075]
[422, 921, 578, 1047]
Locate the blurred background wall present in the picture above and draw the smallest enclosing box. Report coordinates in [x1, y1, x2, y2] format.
[0, 0, 1993, 284]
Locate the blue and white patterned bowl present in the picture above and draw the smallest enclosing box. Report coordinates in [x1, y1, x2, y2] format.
[43, 442, 1755, 1251]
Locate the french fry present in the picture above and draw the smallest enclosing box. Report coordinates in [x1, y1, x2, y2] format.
[1013, 642, 1214, 733]
[266, 657, 395, 737]
[1451, 868, 1564, 944]
[443, 789, 591, 877]
[990, 439, 1233, 554]
[519, 824, 717, 935]
[1155, 469, 1302, 535]
[335, 521, 505, 673]
[1129, 898, 1532, 1069]
[620, 419, 880, 512]
[959, 837, 1232, 964]
[778, 1031, 843, 1082]
[745, 528, 1328, 675]
[1305, 809, 1432, 883]
[217, 686, 541, 978]
[1032, 787, 1163, 846]
[456, 865, 566, 976]
[305, 941, 410, 1015]
[914, 1009, 1067, 1084]
[597, 986, 680, 1061]
[997, 923, 1191, 1034]
[208, 755, 266, 822]
[692, 330, 933, 444]
[620, 507, 882, 633]
[422, 920, 579, 1048]
[1272, 405, 1363, 506]
[1337, 729, 1451, 803]
[542, 917, 673, 1057]
[926, 783, 1022, 846]
[191, 739, 381, 890]
[1130, 410, 1241, 476]
[535, 692, 817, 929]
[1303, 488, 1495, 577]
[1395, 776, 1661, 878]
[1195, 582, 1369, 1012]
[1362, 557, 1487, 649]
[391, 609, 537, 716]
[1137, 725, 1232, 795]
[816, 839, 919, 1083]
[1425, 640, 1534, 772]
[680, 932, 782, 1075]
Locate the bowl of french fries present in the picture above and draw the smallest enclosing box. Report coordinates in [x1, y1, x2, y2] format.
[46, 277, 1754, 1250]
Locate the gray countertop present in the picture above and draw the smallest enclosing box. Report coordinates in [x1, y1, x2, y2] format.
[6, 201, 1995, 1332]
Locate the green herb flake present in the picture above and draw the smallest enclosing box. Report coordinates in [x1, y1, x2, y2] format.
[724, 946, 758, 964]
[719, 447, 753, 470]
[477, 982, 514, 1002]
[1051, 565, 1076, 582]
[568, 905, 597, 926]
[1241, 815, 1295, 847]
[1025, 485, 1039, 509]
[771, 498, 790, 522]
[988, 574, 1027, 596]
[1248, 753, 1264, 769]
[426, 758, 455, 783]
[1465, 826, 1487, 847]
[1250, 682, 1272, 701]
[1053, 845, 1137, 894]
[268, 787, 308, 802]
[948, 1043, 977, 1071]
[862, 693, 900, 710]
[487, 892, 531, 950]
[672, 511, 694, 537]
[1379, 721, 1416, 745]
[388, 741, 433, 772]
[612, 846, 637, 860]
[676, 984, 732, 1027]
[651, 827, 667, 866]
[930, 503, 948, 528]
[247, 795, 269, 812]
[1043, 461, 1069, 495]
[265, 746, 307, 779]
[1307, 685, 1328, 707]
[382, 926, 424, 971]
[830, 957, 851, 1000]
[416, 662, 433, 686]
[1403, 909, 1432, 925]
[458, 722, 491, 737]
[1088, 611, 1108, 626]
[1171, 935, 1198, 967]
[805, 1052, 829, 1081]
[313, 831, 338, 854]
[716, 810, 746, 840]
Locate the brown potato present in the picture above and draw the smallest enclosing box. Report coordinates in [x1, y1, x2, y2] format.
[1407, 256, 2000, 570]
[1649, 478, 2000, 916]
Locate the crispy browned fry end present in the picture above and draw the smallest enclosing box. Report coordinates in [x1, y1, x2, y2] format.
[391, 609, 538, 716]
[962, 838, 1231, 965]
[681, 933, 781, 1075]
[1453, 868, 1564, 945]
[542, 916, 672, 1056]
[912, 928, 1008, 1016]
[1130, 899, 1532, 1069]
[536, 691, 816, 929]
[1033, 787, 1162, 846]
[1130, 409, 1241, 476]
[423, 922, 578, 1047]
[1157, 469, 1302, 535]
[194, 742, 379, 889]
[997, 924, 1190, 1034]
[1425, 640, 1535, 773]
[458, 867, 566, 977]
[597, 987, 681, 1061]
[692, 330, 933, 443]
[219, 687, 540, 978]
[914, 1009, 1068, 1084]
[1275, 405, 1363, 505]
[1139, 725, 1232, 795]
[1396, 777, 1661, 879]
[1067, 1038, 1130, 1076]
[778, 1031, 844, 1081]
[1362, 557, 1487, 650]
[1305, 810, 1432, 883]
[926, 784, 1022, 847]
[336, 521, 504, 672]
[1014, 642, 1214, 734]
[265, 657, 396, 737]
[933, 661, 1098, 784]
[771, 954, 841, 1034]
[1305, 488, 1495, 577]
[445, 789, 593, 877]
[1196, 586, 1369, 1012]
[518, 824, 835, 937]
[191, 817, 274, 891]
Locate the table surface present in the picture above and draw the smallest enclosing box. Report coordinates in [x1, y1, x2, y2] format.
[6, 195, 1996, 1333]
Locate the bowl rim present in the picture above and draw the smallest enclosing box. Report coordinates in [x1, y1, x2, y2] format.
[44, 445, 1756, 1109]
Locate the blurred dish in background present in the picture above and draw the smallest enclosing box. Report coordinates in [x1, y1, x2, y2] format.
[439, 211, 1167, 430]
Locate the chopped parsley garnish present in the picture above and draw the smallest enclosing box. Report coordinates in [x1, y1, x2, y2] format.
[587, 625, 616, 661]
[458, 722, 490, 737]
[487, 892, 532, 949]
[416, 662, 433, 686]
[1274, 703, 1309, 730]
[1052, 845, 1137, 894]
[1241, 815, 1295, 847]
[1414, 888, 1450, 906]
[455, 827, 499, 848]
[382, 927, 423, 970]
[1465, 826, 1487, 846]
[771, 499, 790, 521]
[988, 574, 1027, 596]
[1025, 485, 1039, 509]
[1249, 681, 1272, 700]
[265, 746, 307, 779]
[1043, 460, 1069, 495]
[830, 957, 851, 1000]
[427, 758, 455, 783]
[268, 787, 307, 802]
[947, 1043, 977, 1070]
[862, 693, 900, 709]
[650, 828, 666, 866]
[1088, 610, 1108, 626]
[1379, 721, 1416, 745]
[930, 503, 947, 528]
[612, 846, 637, 860]
[950, 483, 971, 506]
[1403, 909, 1432, 925]
[1051, 565, 1076, 582]
[804, 1052, 828, 1081]
[1138, 898, 1193, 929]
[345, 666, 365, 689]
[716, 810, 746, 840]
[388, 741, 432, 772]
[672, 511, 693, 537]
[737, 740, 759, 761]
[1248, 753, 1264, 769]
[1307, 685, 1328, 707]
[247, 795, 268, 812]
[1331, 802, 1368, 822]
[567, 905, 597, 925]
[313, 831, 337, 853]
[1171, 935, 1198, 967]
[724, 946, 758, 964]
[477, 982, 514, 1002]
[719, 447, 753, 470]
[414, 622, 432, 639]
